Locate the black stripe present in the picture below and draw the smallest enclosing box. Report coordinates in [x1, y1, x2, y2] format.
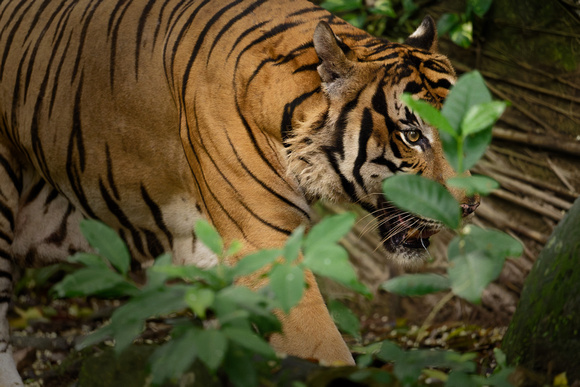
[224, 131, 309, 226]
[371, 155, 399, 173]
[0, 248, 11, 261]
[182, 104, 248, 238]
[0, 270, 12, 282]
[181, 0, 244, 99]
[225, 21, 269, 62]
[44, 188, 59, 206]
[152, 0, 174, 48]
[293, 62, 318, 74]
[287, 6, 326, 18]
[49, 33, 73, 117]
[99, 179, 145, 256]
[24, 178, 45, 204]
[0, 153, 21, 194]
[44, 203, 73, 246]
[142, 228, 164, 258]
[72, 0, 102, 83]
[281, 87, 320, 142]
[389, 137, 402, 159]
[0, 296, 11, 304]
[109, 0, 133, 89]
[66, 73, 97, 219]
[326, 151, 357, 202]
[0, 0, 35, 82]
[0, 230, 12, 244]
[352, 108, 373, 191]
[140, 184, 174, 246]
[0, 201, 14, 231]
[206, 0, 268, 65]
[166, 0, 211, 87]
[105, 145, 120, 201]
[22, 0, 60, 101]
[135, 0, 156, 79]
[333, 90, 362, 159]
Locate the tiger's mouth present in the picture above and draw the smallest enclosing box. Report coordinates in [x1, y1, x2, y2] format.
[376, 197, 440, 255]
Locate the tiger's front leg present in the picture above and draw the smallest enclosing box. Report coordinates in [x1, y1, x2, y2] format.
[234, 251, 354, 365]
[268, 270, 355, 365]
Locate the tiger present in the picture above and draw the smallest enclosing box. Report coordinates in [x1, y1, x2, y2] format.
[0, 0, 480, 384]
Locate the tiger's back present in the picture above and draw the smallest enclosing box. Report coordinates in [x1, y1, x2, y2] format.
[0, 0, 474, 384]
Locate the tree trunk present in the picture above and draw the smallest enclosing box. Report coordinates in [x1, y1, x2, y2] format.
[502, 197, 580, 382]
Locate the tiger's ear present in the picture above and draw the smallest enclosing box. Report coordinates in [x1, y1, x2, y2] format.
[313, 21, 354, 91]
[404, 15, 438, 52]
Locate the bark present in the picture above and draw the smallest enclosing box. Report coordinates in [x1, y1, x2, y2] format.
[502, 197, 580, 382]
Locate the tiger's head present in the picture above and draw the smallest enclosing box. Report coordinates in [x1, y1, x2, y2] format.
[286, 16, 479, 264]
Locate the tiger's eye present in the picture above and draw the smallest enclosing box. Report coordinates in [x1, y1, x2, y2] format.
[405, 130, 421, 143]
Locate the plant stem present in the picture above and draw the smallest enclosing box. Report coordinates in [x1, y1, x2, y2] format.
[457, 136, 464, 173]
[415, 291, 455, 344]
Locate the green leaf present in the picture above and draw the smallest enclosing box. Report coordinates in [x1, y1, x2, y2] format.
[269, 263, 305, 313]
[382, 174, 461, 229]
[468, 0, 493, 17]
[446, 175, 499, 196]
[109, 286, 188, 353]
[194, 220, 223, 256]
[328, 299, 361, 339]
[225, 240, 243, 257]
[185, 287, 215, 319]
[195, 329, 228, 371]
[461, 101, 507, 136]
[283, 226, 304, 263]
[440, 131, 461, 172]
[232, 249, 281, 277]
[80, 219, 131, 276]
[77, 323, 114, 350]
[223, 344, 258, 387]
[304, 212, 356, 252]
[461, 225, 523, 258]
[223, 327, 276, 358]
[463, 126, 493, 170]
[370, 0, 396, 17]
[400, 94, 457, 137]
[437, 13, 461, 36]
[68, 252, 109, 269]
[152, 264, 222, 287]
[448, 247, 500, 304]
[149, 327, 199, 385]
[449, 22, 473, 48]
[52, 267, 139, 298]
[381, 273, 450, 296]
[303, 244, 368, 295]
[320, 0, 362, 13]
[442, 71, 491, 134]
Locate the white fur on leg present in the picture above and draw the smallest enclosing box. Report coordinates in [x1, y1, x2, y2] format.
[0, 350, 23, 387]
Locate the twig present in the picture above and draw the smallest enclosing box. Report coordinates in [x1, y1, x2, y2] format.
[415, 291, 455, 344]
[473, 167, 573, 210]
[491, 20, 580, 39]
[476, 161, 578, 199]
[485, 84, 553, 132]
[489, 145, 549, 167]
[475, 203, 549, 245]
[546, 157, 576, 192]
[483, 49, 580, 91]
[453, 62, 580, 104]
[490, 189, 564, 221]
[492, 127, 580, 157]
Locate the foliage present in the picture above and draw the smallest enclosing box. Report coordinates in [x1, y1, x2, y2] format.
[382, 70, 520, 306]
[437, 0, 494, 48]
[53, 214, 368, 386]
[320, 0, 418, 37]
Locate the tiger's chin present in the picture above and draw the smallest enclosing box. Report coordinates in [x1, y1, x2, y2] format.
[375, 198, 442, 267]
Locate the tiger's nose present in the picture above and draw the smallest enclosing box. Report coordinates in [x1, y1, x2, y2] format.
[461, 201, 480, 217]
